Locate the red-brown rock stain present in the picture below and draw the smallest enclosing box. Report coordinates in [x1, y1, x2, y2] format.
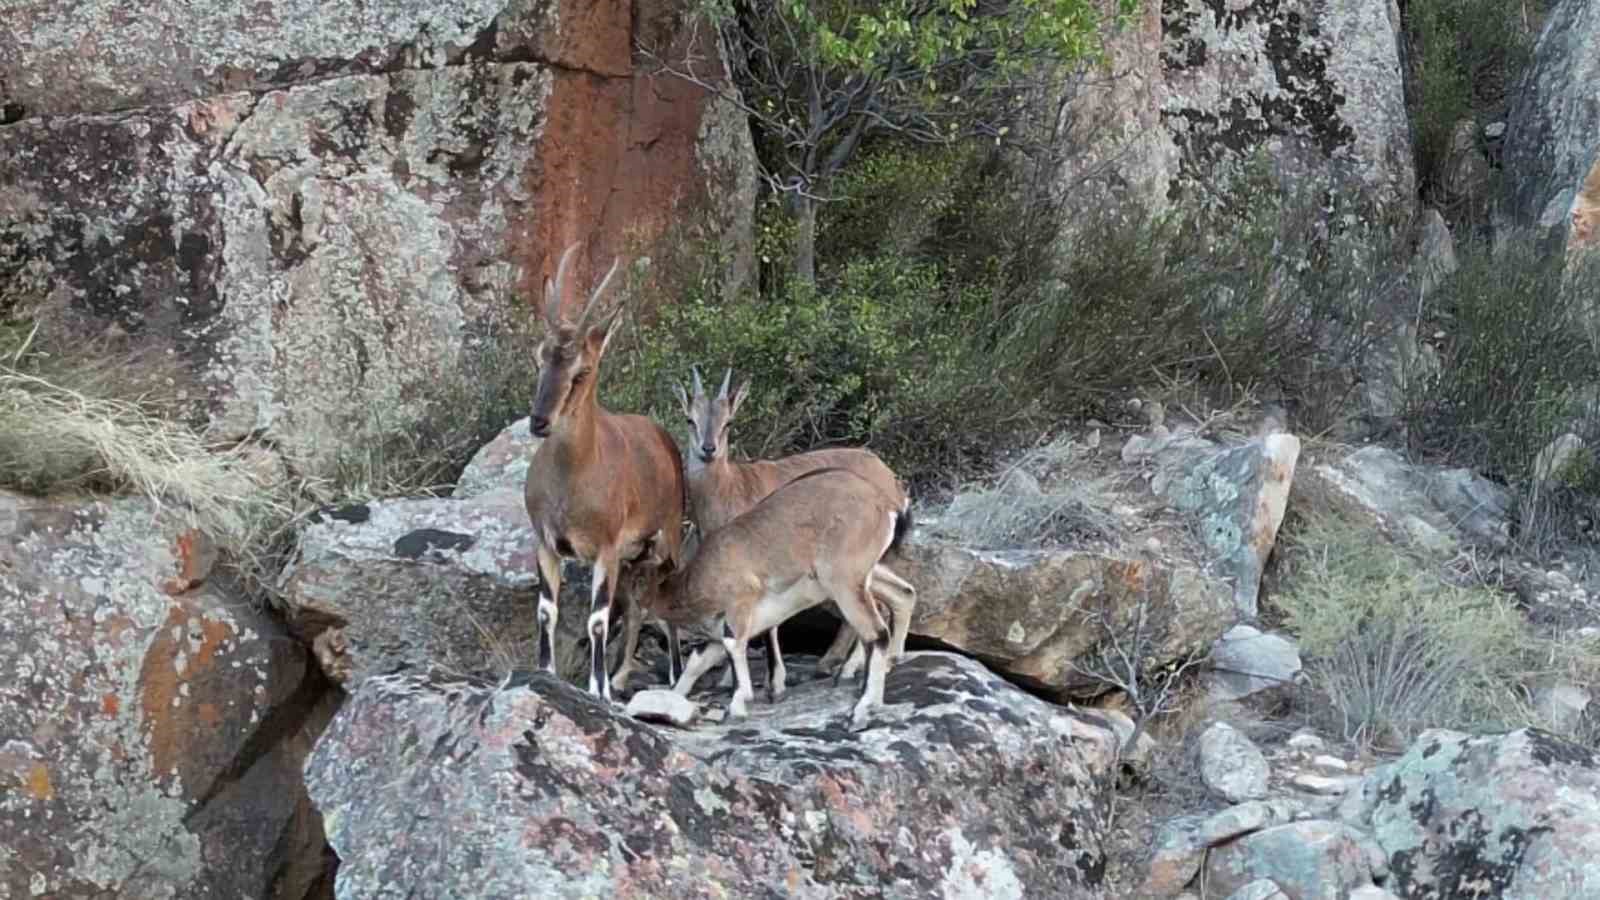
[138, 599, 239, 779]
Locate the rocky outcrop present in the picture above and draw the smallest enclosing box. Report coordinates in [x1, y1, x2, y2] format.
[287, 416, 1238, 697]
[0, 0, 756, 480]
[1160, 0, 1413, 213]
[0, 492, 335, 898]
[276, 486, 622, 689]
[1498, 0, 1600, 256]
[305, 652, 1121, 899]
[1356, 728, 1600, 898]
[895, 540, 1233, 698]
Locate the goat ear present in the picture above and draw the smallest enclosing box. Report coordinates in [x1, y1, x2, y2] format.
[586, 308, 623, 360]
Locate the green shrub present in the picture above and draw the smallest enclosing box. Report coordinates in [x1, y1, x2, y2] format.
[1277, 509, 1577, 750]
[1403, 239, 1600, 550]
[1403, 0, 1540, 221]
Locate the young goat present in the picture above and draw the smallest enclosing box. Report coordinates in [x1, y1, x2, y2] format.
[524, 242, 685, 700]
[645, 467, 905, 729]
[674, 368, 917, 697]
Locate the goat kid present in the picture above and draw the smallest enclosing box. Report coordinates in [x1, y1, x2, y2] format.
[674, 367, 917, 697]
[645, 467, 904, 730]
[523, 242, 686, 700]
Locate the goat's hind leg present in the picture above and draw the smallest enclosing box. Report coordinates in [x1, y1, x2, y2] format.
[765, 629, 787, 702]
[829, 581, 892, 731]
[674, 637, 727, 697]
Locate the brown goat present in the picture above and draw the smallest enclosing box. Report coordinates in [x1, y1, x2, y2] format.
[645, 467, 905, 729]
[523, 243, 685, 700]
[674, 368, 917, 696]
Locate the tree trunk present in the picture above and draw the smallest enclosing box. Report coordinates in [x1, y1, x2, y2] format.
[791, 194, 817, 288]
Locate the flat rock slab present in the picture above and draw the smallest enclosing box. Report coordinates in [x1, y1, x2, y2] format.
[305, 652, 1119, 899]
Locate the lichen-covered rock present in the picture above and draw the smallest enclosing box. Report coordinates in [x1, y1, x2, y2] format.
[1144, 431, 1300, 616]
[1362, 728, 1600, 898]
[1303, 445, 1512, 553]
[1498, 0, 1600, 256]
[896, 539, 1233, 698]
[0, 0, 757, 480]
[1159, 0, 1413, 214]
[276, 487, 639, 690]
[304, 652, 1118, 899]
[0, 491, 335, 898]
[453, 416, 538, 499]
[1198, 722, 1270, 803]
[1203, 820, 1380, 900]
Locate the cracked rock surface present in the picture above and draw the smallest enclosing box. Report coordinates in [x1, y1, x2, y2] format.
[0, 491, 337, 899]
[305, 652, 1120, 899]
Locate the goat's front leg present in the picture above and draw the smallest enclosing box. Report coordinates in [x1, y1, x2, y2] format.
[587, 549, 622, 701]
[723, 621, 755, 719]
[609, 588, 646, 695]
[534, 543, 563, 675]
[674, 639, 728, 696]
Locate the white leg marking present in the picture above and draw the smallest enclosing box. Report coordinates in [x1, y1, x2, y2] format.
[725, 633, 754, 719]
[675, 642, 727, 696]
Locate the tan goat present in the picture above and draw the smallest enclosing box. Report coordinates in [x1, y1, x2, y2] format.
[524, 242, 685, 700]
[645, 467, 906, 729]
[674, 368, 916, 697]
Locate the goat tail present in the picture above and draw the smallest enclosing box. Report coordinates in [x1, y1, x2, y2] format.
[887, 500, 913, 556]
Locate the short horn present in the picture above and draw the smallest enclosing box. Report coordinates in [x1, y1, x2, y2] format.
[577, 255, 621, 329]
[691, 365, 705, 399]
[545, 242, 582, 325]
[718, 367, 733, 400]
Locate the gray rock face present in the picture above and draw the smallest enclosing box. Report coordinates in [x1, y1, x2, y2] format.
[1132, 430, 1299, 617]
[1199, 722, 1271, 803]
[1363, 728, 1600, 898]
[1499, 0, 1600, 255]
[1210, 625, 1303, 701]
[0, 0, 757, 480]
[304, 652, 1119, 899]
[1305, 445, 1512, 553]
[1204, 820, 1380, 900]
[1159, 0, 1414, 213]
[276, 487, 631, 690]
[896, 539, 1233, 698]
[0, 492, 335, 899]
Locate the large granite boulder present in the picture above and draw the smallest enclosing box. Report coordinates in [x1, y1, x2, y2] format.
[275, 487, 625, 690]
[1053, 0, 1413, 222]
[0, 491, 335, 899]
[1353, 728, 1600, 898]
[0, 0, 756, 480]
[1159, 0, 1413, 214]
[305, 652, 1120, 899]
[1498, 0, 1600, 256]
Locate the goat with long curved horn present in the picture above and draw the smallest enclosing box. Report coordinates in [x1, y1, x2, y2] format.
[525, 241, 687, 700]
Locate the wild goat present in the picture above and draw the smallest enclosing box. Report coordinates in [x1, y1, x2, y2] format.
[523, 242, 685, 700]
[674, 368, 916, 697]
[644, 467, 906, 729]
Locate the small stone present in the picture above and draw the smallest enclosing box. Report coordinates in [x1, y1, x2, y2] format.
[1286, 731, 1325, 753]
[1140, 815, 1205, 896]
[1536, 682, 1592, 734]
[1311, 754, 1350, 773]
[625, 690, 699, 727]
[1199, 722, 1270, 803]
[1348, 884, 1398, 899]
[1209, 625, 1302, 701]
[1198, 800, 1274, 847]
[1484, 121, 1506, 139]
[1291, 773, 1356, 796]
[1225, 879, 1288, 900]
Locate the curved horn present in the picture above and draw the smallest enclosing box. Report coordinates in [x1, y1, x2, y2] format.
[576, 256, 622, 329]
[691, 365, 705, 399]
[544, 242, 582, 326]
[718, 367, 733, 400]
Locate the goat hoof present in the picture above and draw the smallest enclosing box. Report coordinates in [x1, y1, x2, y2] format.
[848, 710, 875, 733]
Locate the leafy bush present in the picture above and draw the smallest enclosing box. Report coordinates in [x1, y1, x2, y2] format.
[1276, 509, 1573, 750]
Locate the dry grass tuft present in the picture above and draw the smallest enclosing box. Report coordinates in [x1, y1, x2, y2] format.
[931, 436, 1126, 549]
